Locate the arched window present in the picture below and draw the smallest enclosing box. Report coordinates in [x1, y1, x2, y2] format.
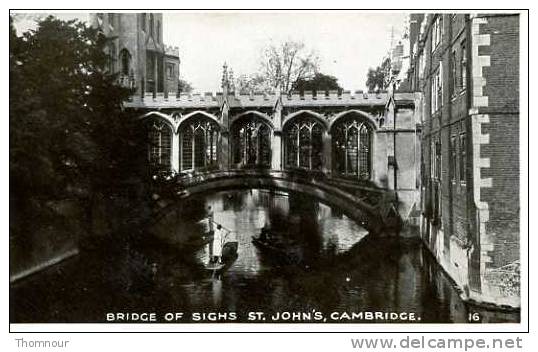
[119, 49, 131, 76]
[148, 120, 172, 172]
[284, 115, 324, 171]
[107, 43, 116, 73]
[332, 117, 372, 179]
[180, 118, 220, 171]
[232, 116, 272, 168]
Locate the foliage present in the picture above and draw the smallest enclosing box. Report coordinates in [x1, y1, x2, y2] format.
[235, 73, 271, 94]
[177, 78, 193, 93]
[295, 73, 342, 93]
[235, 40, 320, 94]
[366, 57, 391, 92]
[10, 16, 138, 214]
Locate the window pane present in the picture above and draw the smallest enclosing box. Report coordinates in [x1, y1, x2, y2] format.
[180, 118, 220, 171]
[181, 128, 193, 171]
[148, 121, 171, 172]
[286, 125, 298, 168]
[359, 125, 371, 179]
[331, 116, 372, 179]
[299, 127, 311, 169]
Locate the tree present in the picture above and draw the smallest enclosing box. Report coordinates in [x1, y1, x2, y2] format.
[177, 78, 193, 93]
[235, 73, 271, 94]
[255, 40, 320, 94]
[366, 57, 391, 92]
[10, 16, 138, 239]
[294, 73, 343, 93]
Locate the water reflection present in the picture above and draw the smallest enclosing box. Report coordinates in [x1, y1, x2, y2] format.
[10, 189, 519, 323]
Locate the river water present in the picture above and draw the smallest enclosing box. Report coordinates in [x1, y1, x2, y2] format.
[10, 189, 519, 324]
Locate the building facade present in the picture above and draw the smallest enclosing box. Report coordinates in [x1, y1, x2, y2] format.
[90, 13, 180, 94]
[405, 14, 520, 307]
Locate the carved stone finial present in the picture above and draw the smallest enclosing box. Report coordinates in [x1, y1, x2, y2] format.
[221, 62, 229, 89]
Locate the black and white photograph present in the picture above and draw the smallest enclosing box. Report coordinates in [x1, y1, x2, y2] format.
[8, 8, 528, 340]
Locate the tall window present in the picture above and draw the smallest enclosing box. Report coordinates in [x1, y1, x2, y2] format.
[437, 63, 443, 110]
[149, 14, 154, 37]
[450, 135, 457, 182]
[108, 13, 115, 27]
[120, 49, 131, 76]
[431, 15, 443, 52]
[232, 118, 272, 168]
[433, 136, 442, 220]
[459, 132, 467, 183]
[166, 63, 175, 79]
[431, 65, 443, 113]
[146, 53, 154, 78]
[284, 116, 324, 171]
[419, 53, 425, 79]
[180, 118, 220, 171]
[148, 120, 172, 172]
[332, 117, 372, 179]
[430, 139, 435, 179]
[460, 41, 467, 91]
[107, 43, 116, 73]
[435, 138, 442, 181]
[451, 50, 458, 93]
[431, 72, 436, 114]
[146, 52, 155, 92]
[141, 13, 146, 31]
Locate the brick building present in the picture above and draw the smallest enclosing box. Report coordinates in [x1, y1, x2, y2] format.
[90, 13, 180, 95]
[404, 14, 520, 307]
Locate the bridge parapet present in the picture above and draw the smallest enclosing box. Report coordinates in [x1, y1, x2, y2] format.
[125, 90, 388, 110]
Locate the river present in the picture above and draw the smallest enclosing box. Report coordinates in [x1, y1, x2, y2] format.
[10, 189, 519, 324]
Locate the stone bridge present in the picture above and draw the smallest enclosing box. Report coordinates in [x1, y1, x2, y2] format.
[124, 77, 422, 234]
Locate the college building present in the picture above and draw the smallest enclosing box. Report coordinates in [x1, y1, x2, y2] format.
[403, 13, 520, 307]
[90, 13, 180, 95]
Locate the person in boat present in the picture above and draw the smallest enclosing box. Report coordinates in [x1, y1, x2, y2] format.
[207, 206, 214, 234]
[212, 224, 224, 264]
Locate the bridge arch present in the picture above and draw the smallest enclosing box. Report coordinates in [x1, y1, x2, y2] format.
[156, 170, 384, 234]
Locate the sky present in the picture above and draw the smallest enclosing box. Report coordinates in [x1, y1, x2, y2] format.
[12, 11, 407, 92]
